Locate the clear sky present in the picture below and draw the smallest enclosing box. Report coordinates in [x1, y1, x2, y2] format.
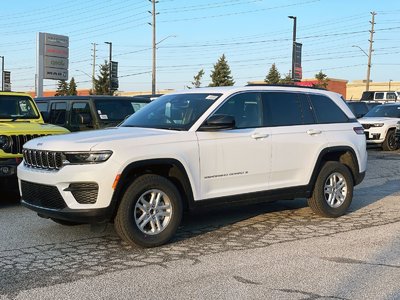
[1, 0, 399, 93]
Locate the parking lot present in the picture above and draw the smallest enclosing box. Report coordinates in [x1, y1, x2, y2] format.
[1, 148, 399, 300]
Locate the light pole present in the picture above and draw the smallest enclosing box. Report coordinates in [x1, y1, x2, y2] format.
[104, 42, 112, 95]
[288, 16, 297, 82]
[352, 45, 371, 91]
[0, 56, 4, 92]
[389, 79, 393, 91]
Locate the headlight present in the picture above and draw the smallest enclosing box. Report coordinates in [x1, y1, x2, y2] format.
[372, 123, 384, 127]
[0, 135, 12, 151]
[63, 151, 113, 164]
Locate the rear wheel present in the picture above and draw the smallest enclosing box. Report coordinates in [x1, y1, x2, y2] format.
[308, 162, 353, 218]
[114, 174, 182, 247]
[382, 129, 398, 151]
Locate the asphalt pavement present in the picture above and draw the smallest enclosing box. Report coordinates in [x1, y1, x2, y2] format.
[0, 149, 399, 299]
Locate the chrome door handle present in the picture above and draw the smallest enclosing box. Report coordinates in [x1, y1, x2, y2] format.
[251, 133, 269, 139]
[307, 129, 322, 135]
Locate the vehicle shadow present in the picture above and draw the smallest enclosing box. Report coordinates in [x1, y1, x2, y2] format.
[172, 178, 400, 244]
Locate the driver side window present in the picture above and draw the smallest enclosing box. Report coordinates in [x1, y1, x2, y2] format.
[213, 92, 262, 129]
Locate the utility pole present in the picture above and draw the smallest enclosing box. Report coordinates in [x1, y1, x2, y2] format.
[91, 43, 97, 92]
[0, 56, 4, 91]
[149, 0, 158, 95]
[288, 16, 297, 82]
[366, 11, 376, 91]
[104, 42, 112, 95]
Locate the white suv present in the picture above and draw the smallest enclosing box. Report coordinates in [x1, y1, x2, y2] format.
[358, 103, 400, 151]
[18, 86, 367, 247]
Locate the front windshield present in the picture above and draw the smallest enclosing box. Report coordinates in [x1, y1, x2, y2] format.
[0, 95, 39, 119]
[121, 93, 222, 130]
[94, 99, 149, 122]
[364, 105, 400, 118]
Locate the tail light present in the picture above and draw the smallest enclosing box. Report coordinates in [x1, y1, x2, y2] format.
[353, 127, 365, 135]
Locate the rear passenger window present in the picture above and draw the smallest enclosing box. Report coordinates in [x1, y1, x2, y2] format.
[375, 93, 384, 100]
[49, 102, 67, 125]
[309, 95, 349, 124]
[262, 92, 315, 126]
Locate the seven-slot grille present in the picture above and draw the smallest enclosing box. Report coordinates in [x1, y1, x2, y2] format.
[22, 148, 64, 170]
[5, 134, 47, 154]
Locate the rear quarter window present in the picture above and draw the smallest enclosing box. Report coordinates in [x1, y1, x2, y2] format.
[309, 94, 349, 124]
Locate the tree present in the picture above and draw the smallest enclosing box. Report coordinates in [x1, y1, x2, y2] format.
[55, 80, 69, 96]
[314, 70, 329, 88]
[279, 73, 293, 85]
[68, 77, 77, 95]
[93, 60, 111, 95]
[209, 54, 235, 87]
[264, 63, 280, 84]
[190, 69, 205, 88]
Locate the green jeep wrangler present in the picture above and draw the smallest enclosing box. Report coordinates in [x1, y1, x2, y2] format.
[0, 92, 69, 192]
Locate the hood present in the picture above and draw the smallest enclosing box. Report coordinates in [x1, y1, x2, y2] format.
[23, 127, 185, 152]
[359, 117, 400, 124]
[0, 122, 69, 134]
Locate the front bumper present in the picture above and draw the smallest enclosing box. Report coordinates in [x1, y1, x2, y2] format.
[21, 199, 113, 223]
[364, 130, 384, 144]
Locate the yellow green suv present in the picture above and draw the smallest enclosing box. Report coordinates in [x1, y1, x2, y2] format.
[0, 92, 69, 191]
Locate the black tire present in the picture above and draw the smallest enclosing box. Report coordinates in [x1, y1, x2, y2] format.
[308, 161, 353, 218]
[114, 174, 182, 247]
[51, 218, 82, 226]
[382, 129, 398, 151]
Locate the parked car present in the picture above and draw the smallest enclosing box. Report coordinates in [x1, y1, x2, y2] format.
[359, 103, 400, 151]
[360, 91, 399, 102]
[364, 101, 382, 110]
[395, 121, 400, 148]
[34, 95, 151, 132]
[346, 101, 369, 118]
[19, 85, 367, 247]
[0, 92, 69, 191]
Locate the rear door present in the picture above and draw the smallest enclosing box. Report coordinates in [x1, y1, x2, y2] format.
[262, 92, 327, 189]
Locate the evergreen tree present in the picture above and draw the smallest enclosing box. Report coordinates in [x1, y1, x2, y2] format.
[93, 60, 111, 95]
[191, 69, 205, 88]
[264, 63, 280, 84]
[209, 54, 235, 87]
[55, 80, 69, 96]
[279, 73, 293, 85]
[314, 70, 329, 88]
[68, 77, 77, 95]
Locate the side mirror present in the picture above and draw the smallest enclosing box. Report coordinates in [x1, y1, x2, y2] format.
[41, 111, 49, 123]
[200, 114, 235, 131]
[78, 113, 92, 125]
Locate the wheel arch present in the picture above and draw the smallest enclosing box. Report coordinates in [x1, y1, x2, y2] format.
[110, 159, 195, 219]
[308, 146, 363, 193]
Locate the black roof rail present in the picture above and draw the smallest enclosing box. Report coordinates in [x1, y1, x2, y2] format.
[245, 83, 327, 90]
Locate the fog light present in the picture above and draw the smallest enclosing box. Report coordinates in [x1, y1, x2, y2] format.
[1, 167, 10, 174]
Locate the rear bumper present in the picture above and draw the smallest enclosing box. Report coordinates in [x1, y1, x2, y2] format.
[21, 199, 113, 223]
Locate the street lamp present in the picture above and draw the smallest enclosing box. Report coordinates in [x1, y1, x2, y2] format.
[288, 16, 297, 82]
[352, 45, 372, 91]
[151, 34, 176, 95]
[104, 42, 112, 95]
[389, 79, 393, 91]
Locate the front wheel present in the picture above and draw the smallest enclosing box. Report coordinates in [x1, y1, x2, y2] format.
[308, 162, 353, 218]
[382, 129, 398, 151]
[114, 174, 182, 247]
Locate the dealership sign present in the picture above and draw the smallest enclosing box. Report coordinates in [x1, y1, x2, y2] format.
[38, 32, 69, 81]
[293, 42, 302, 81]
